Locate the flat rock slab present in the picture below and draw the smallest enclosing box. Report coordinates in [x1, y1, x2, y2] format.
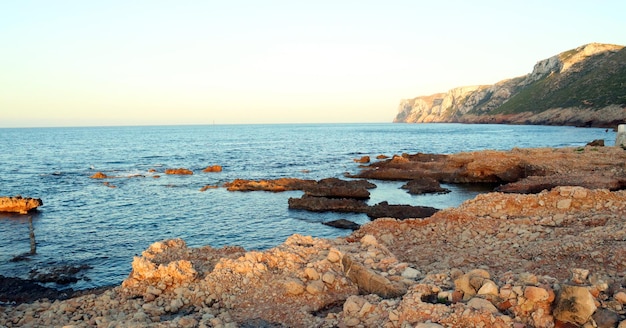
[352, 146, 626, 193]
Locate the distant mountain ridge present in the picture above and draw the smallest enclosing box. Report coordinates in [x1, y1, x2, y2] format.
[394, 43, 626, 128]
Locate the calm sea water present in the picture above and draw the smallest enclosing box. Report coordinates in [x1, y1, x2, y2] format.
[0, 123, 615, 289]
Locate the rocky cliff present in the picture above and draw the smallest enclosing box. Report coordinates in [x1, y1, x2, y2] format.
[394, 43, 626, 127]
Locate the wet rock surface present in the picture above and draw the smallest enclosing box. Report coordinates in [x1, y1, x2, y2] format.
[401, 177, 451, 195]
[322, 219, 361, 231]
[365, 201, 439, 220]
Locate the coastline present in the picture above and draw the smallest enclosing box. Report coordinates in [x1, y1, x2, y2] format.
[2, 145, 626, 327]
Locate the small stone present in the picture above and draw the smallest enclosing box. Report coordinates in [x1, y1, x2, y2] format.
[477, 280, 499, 296]
[571, 268, 590, 284]
[401, 267, 420, 279]
[306, 280, 325, 294]
[304, 267, 320, 280]
[146, 286, 162, 296]
[557, 199, 572, 209]
[322, 272, 335, 284]
[614, 291, 626, 304]
[283, 278, 305, 295]
[415, 324, 445, 328]
[360, 235, 378, 247]
[327, 249, 342, 263]
[524, 286, 550, 302]
[467, 297, 499, 314]
[343, 296, 362, 314]
[344, 317, 360, 327]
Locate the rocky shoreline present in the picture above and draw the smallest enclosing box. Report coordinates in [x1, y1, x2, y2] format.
[2, 145, 626, 327]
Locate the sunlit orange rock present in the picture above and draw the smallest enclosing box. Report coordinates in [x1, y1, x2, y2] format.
[203, 165, 222, 173]
[224, 178, 316, 192]
[0, 196, 43, 214]
[165, 168, 193, 175]
[90, 172, 108, 179]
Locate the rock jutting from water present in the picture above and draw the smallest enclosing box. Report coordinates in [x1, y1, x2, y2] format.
[2, 185, 626, 327]
[351, 145, 626, 194]
[0, 196, 42, 214]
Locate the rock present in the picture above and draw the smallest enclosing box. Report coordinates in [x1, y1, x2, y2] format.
[341, 255, 406, 299]
[352, 146, 626, 194]
[322, 272, 335, 284]
[401, 267, 421, 280]
[477, 280, 499, 296]
[224, 178, 316, 192]
[303, 178, 375, 199]
[322, 219, 361, 230]
[415, 324, 445, 328]
[366, 201, 438, 220]
[376, 154, 389, 160]
[304, 267, 320, 280]
[90, 172, 108, 179]
[354, 156, 370, 163]
[454, 269, 491, 301]
[202, 165, 222, 172]
[306, 280, 325, 294]
[614, 291, 626, 304]
[199, 185, 218, 192]
[553, 284, 597, 325]
[283, 278, 305, 295]
[467, 297, 499, 314]
[165, 168, 193, 175]
[288, 195, 369, 213]
[592, 308, 620, 328]
[524, 286, 550, 302]
[0, 196, 43, 214]
[586, 139, 605, 147]
[401, 177, 451, 195]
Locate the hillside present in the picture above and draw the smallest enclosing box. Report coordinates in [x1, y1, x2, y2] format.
[394, 43, 626, 128]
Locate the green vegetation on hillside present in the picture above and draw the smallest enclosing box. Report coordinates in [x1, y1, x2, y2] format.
[493, 48, 626, 115]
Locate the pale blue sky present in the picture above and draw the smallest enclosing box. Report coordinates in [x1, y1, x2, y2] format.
[1, 0, 625, 127]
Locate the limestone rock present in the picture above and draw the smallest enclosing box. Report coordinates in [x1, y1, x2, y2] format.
[224, 178, 316, 192]
[0, 196, 43, 214]
[90, 172, 108, 179]
[303, 178, 375, 199]
[401, 178, 450, 195]
[164, 168, 193, 175]
[366, 201, 438, 220]
[341, 255, 406, 299]
[202, 165, 222, 172]
[322, 219, 361, 231]
[553, 284, 597, 325]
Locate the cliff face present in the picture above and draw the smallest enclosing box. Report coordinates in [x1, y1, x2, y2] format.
[394, 43, 626, 127]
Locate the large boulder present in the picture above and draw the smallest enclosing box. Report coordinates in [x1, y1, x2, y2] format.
[0, 196, 43, 214]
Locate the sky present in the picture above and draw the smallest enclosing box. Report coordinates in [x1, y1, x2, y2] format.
[1, 0, 625, 127]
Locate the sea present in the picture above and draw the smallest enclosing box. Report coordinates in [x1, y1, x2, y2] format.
[0, 123, 616, 290]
